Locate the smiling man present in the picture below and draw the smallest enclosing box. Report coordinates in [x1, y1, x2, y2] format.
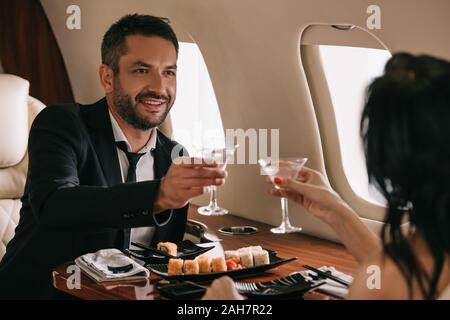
[0, 14, 227, 299]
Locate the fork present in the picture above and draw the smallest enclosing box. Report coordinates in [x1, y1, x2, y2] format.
[235, 282, 259, 292]
[261, 288, 277, 294]
[235, 282, 279, 295]
[235, 272, 307, 292]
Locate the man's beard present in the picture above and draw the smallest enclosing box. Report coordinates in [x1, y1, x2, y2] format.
[112, 78, 172, 131]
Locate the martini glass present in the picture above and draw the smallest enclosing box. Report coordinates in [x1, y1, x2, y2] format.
[258, 157, 308, 234]
[197, 145, 237, 216]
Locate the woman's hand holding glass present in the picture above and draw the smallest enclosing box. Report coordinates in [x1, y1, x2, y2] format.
[267, 166, 353, 225]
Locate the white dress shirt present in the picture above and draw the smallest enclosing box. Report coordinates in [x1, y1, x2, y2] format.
[109, 111, 171, 248]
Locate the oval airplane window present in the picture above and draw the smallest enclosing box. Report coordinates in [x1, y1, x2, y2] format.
[319, 45, 391, 205]
[169, 42, 226, 156]
[301, 25, 390, 225]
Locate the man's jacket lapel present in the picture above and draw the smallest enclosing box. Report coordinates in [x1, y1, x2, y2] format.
[82, 98, 122, 186]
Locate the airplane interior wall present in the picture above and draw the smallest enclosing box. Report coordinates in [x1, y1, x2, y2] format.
[40, 0, 450, 242]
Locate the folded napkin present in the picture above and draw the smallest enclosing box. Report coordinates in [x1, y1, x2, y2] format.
[291, 266, 353, 299]
[75, 248, 150, 283]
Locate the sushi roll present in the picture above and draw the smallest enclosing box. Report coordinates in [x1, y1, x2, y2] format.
[183, 260, 199, 275]
[157, 242, 178, 256]
[197, 256, 212, 273]
[224, 250, 239, 260]
[238, 251, 254, 268]
[237, 247, 252, 254]
[211, 256, 227, 272]
[250, 246, 263, 254]
[253, 250, 270, 266]
[168, 258, 183, 276]
[237, 246, 251, 252]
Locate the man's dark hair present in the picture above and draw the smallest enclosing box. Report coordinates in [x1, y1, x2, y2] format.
[101, 14, 179, 73]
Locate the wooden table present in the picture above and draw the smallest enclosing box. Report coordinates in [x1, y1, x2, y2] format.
[52, 207, 357, 300]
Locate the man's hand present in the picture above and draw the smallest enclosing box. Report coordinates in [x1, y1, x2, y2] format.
[154, 157, 228, 212]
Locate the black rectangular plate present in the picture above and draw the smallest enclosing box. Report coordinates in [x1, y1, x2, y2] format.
[235, 272, 325, 299]
[147, 252, 296, 282]
[156, 282, 207, 300]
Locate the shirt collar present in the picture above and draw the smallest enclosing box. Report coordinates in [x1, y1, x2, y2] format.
[109, 110, 157, 153]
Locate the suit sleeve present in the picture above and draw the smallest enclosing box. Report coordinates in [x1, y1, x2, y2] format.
[27, 106, 163, 230]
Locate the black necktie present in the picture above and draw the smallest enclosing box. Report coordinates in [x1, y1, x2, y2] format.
[116, 141, 146, 250]
[116, 141, 146, 183]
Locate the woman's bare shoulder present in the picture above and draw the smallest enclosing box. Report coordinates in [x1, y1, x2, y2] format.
[346, 252, 409, 300]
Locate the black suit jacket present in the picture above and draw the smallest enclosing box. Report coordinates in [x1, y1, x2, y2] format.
[0, 98, 188, 299]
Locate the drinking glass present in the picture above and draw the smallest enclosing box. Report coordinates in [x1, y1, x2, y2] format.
[258, 157, 308, 233]
[197, 146, 237, 216]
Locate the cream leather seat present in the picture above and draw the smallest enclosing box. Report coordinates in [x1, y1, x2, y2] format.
[0, 74, 45, 260]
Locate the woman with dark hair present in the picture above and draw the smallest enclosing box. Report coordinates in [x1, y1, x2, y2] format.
[203, 53, 450, 300]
